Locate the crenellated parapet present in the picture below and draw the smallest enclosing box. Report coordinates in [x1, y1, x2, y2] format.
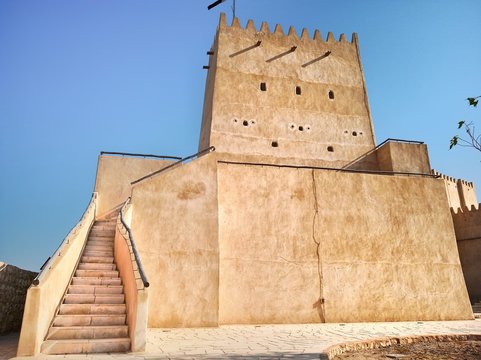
[219, 13, 358, 45]
[432, 169, 478, 210]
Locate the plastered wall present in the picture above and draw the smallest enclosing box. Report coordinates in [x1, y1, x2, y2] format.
[376, 142, 431, 174]
[130, 155, 219, 327]
[217, 163, 472, 323]
[201, 14, 375, 166]
[452, 205, 481, 303]
[126, 154, 472, 327]
[94, 155, 175, 216]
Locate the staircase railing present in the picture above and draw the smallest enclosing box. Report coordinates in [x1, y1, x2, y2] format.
[100, 151, 182, 160]
[118, 198, 149, 288]
[32, 192, 97, 286]
[131, 146, 216, 185]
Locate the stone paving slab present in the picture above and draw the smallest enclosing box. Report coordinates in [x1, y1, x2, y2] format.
[8, 319, 481, 359]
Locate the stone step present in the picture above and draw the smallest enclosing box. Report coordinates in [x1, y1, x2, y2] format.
[64, 294, 125, 304]
[41, 337, 130, 354]
[46, 325, 128, 340]
[95, 218, 117, 224]
[89, 229, 115, 237]
[77, 263, 117, 271]
[75, 269, 119, 278]
[91, 224, 116, 231]
[81, 256, 114, 264]
[53, 314, 126, 327]
[83, 247, 113, 255]
[68, 285, 123, 295]
[87, 236, 114, 243]
[82, 250, 114, 258]
[72, 277, 121, 286]
[59, 303, 126, 315]
[86, 239, 114, 246]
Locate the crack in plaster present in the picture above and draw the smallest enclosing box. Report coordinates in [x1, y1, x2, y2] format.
[311, 170, 325, 322]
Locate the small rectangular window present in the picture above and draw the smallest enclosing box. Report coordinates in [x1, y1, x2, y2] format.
[296, 86, 301, 95]
[260, 82, 267, 91]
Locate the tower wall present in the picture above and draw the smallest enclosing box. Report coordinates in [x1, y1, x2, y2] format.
[200, 14, 375, 166]
[452, 205, 481, 303]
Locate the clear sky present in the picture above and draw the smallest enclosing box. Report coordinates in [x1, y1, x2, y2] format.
[1, 0, 480, 271]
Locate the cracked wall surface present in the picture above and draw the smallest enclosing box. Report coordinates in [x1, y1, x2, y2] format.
[129, 155, 472, 326]
[217, 162, 472, 323]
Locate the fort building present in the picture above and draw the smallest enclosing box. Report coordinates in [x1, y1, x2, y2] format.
[18, 13, 480, 356]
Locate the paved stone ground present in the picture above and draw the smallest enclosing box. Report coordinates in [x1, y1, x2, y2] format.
[6, 320, 481, 360]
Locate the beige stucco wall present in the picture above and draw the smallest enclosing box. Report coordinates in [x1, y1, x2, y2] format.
[457, 180, 478, 209]
[217, 163, 472, 323]
[130, 154, 219, 327]
[377, 142, 431, 174]
[127, 154, 471, 327]
[201, 14, 375, 166]
[114, 204, 148, 351]
[445, 178, 462, 210]
[452, 205, 481, 303]
[94, 155, 175, 217]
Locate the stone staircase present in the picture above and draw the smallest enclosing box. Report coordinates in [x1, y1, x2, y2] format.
[41, 218, 130, 354]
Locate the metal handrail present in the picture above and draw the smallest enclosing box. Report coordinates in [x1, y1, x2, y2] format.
[119, 199, 149, 288]
[131, 146, 216, 185]
[101, 151, 182, 160]
[341, 138, 424, 170]
[32, 192, 97, 286]
[217, 160, 440, 178]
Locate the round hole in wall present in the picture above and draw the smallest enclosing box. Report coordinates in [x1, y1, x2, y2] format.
[352, 131, 357, 136]
[344, 130, 348, 134]
[290, 124, 296, 130]
[233, 119, 238, 123]
[250, 120, 256, 125]
[243, 120, 249, 126]
[329, 90, 335, 100]
[299, 126, 304, 131]
[306, 126, 311, 131]
[359, 131, 363, 135]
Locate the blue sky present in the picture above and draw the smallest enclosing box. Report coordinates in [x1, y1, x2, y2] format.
[1, 0, 480, 271]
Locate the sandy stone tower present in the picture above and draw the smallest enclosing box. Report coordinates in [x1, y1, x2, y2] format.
[18, 13, 478, 357]
[200, 13, 375, 166]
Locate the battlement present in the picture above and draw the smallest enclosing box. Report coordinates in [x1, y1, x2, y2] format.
[451, 204, 480, 215]
[431, 169, 474, 188]
[218, 13, 357, 45]
[432, 169, 478, 210]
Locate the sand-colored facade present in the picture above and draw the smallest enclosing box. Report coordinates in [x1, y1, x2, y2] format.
[127, 150, 472, 327]
[18, 13, 479, 356]
[200, 14, 375, 168]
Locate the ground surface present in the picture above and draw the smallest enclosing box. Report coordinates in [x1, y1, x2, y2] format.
[5, 319, 481, 359]
[333, 339, 481, 359]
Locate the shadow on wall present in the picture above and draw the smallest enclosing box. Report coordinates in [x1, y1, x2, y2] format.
[0, 262, 37, 334]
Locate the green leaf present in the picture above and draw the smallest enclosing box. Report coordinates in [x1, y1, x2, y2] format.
[449, 136, 459, 149]
[457, 120, 465, 129]
[467, 97, 478, 107]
